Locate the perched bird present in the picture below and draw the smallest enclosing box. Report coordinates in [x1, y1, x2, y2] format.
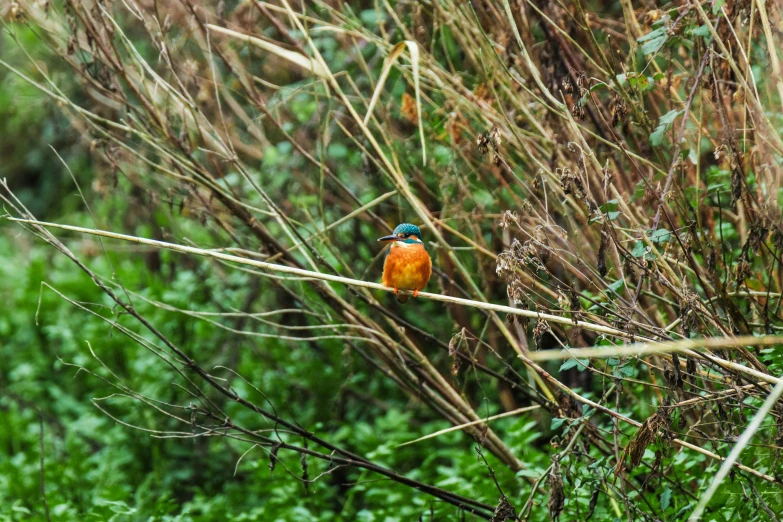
[378, 223, 432, 303]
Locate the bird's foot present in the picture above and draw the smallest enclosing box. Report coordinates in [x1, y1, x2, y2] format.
[413, 289, 419, 298]
[393, 288, 399, 295]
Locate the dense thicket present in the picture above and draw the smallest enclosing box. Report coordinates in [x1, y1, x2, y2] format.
[1, 0, 782, 520]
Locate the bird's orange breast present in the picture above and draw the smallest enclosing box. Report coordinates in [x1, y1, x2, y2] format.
[382, 242, 432, 291]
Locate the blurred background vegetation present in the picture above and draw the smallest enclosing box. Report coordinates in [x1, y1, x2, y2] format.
[1, 0, 782, 521]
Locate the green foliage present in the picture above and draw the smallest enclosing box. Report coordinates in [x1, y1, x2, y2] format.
[638, 26, 669, 56]
[650, 109, 681, 147]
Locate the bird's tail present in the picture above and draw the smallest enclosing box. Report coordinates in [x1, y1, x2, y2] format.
[397, 294, 409, 303]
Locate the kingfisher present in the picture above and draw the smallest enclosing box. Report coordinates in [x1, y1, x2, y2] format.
[378, 223, 432, 303]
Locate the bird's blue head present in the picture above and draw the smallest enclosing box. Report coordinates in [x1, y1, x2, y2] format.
[377, 223, 423, 243]
[393, 223, 422, 239]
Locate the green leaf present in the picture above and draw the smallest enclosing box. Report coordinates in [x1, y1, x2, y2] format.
[589, 204, 620, 224]
[639, 27, 668, 55]
[641, 36, 667, 55]
[560, 358, 579, 371]
[660, 487, 672, 511]
[650, 228, 672, 243]
[688, 147, 699, 165]
[11, 502, 31, 515]
[588, 457, 606, 470]
[551, 417, 567, 431]
[631, 240, 647, 258]
[629, 74, 651, 90]
[674, 502, 694, 519]
[328, 143, 348, 159]
[605, 279, 625, 301]
[637, 26, 667, 43]
[689, 24, 711, 38]
[560, 357, 590, 372]
[360, 9, 386, 25]
[589, 82, 607, 93]
[650, 110, 681, 147]
[608, 279, 624, 293]
[600, 199, 619, 212]
[659, 109, 680, 126]
[474, 189, 495, 207]
[650, 126, 668, 146]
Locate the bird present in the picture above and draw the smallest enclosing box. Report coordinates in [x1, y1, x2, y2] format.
[377, 223, 432, 303]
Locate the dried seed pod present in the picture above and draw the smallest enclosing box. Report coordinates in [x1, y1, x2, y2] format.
[671, 353, 683, 389]
[569, 287, 582, 323]
[519, 316, 530, 331]
[506, 278, 526, 304]
[491, 495, 518, 522]
[476, 132, 490, 155]
[547, 462, 565, 521]
[575, 71, 587, 89]
[773, 226, 783, 251]
[560, 76, 574, 93]
[533, 319, 550, 349]
[746, 222, 769, 254]
[499, 210, 518, 230]
[621, 404, 672, 472]
[571, 102, 585, 120]
[730, 167, 743, 207]
[489, 124, 501, 151]
[735, 257, 750, 284]
[611, 95, 628, 126]
[706, 248, 717, 274]
[448, 330, 463, 376]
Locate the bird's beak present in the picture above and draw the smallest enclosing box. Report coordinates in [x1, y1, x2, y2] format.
[377, 234, 400, 242]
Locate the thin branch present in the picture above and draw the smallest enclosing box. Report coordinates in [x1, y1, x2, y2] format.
[397, 405, 541, 447]
[529, 335, 783, 385]
[7, 218, 646, 341]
